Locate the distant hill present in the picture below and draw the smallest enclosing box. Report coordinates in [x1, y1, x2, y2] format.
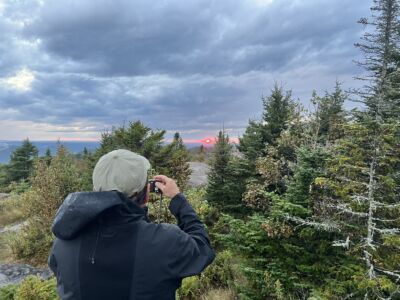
[0, 141, 214, 164]
[0, 141, 99, 164]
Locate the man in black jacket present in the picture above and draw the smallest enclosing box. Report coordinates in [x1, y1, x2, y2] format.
[48, 149, 215, 300]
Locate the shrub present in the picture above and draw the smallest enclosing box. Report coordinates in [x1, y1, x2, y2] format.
[7, 146, 85, 265]
[0, 284, 18, 300]
[147, 187, 210, 224]
[177, 250, 238, 300]
[14, 276, 58, 300]
[0, 276, 58, 300]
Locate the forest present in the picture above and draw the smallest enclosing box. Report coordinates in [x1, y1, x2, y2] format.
[0, 0, 399, 299]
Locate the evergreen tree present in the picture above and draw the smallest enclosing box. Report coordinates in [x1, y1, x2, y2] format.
[162, 132, 191, 190]
[6, 139, 38, 183]
[262, 84, 295, 145]
[239, 85, 295, 164]
[206, 131, 232, 209]
[93, 121, 191, 189]
[220, 147, 360, 299]
[316, 119, 400, 299]
[43, 148, 52, 166]
[238, 120, 265, 164]
[355, 0, 400, 119]
[207, 131, 248, 215]
[311, 82, 347, 144]
[96, 121, 167, 168]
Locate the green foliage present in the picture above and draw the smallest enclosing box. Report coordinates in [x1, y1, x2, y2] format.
[0, 276, 58, 300]
[0, 284, 18, 300]
[147, 187, 210, 225]
[0, 195, 24, 227]
[262, 84, 295, 145]
[310, 82, 347, 143]
[157, 132, 191, 190]
[177, 250, 238, 300]
[8, 145, 85, 265]
[206, 131, 249, 216]
[92, 121, 191, 189]
[315, 119, 400, 298]
[6, 139, 38, 184]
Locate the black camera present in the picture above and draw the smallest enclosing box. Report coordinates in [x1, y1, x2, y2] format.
[148, 180, 162, 194]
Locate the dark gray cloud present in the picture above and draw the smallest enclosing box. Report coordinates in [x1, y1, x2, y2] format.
[0, 0, 371, 140]
[25, 0, 368, 76]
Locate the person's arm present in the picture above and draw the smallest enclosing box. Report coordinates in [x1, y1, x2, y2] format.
[155, 175, 215, 278]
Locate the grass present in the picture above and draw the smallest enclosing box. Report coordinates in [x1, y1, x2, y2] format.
[0, 232, 15, 262]
[201, 289, 237, 300]
[0, 196, 25, 227]
[0, 195, 25, 263]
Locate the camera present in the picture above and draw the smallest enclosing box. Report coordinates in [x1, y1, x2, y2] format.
[148, 180, 162, 194]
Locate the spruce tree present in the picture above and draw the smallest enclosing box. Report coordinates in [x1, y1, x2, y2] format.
[355, 0, 400, 119]
[317, 120, 400, 299]
[206, 130, 232, 210]
[239, 84, 295, 163]
[6, 138, 38, 183]
[164, 132, 191, 190]
[262, 84, 295, 145]
[43, 148, 52, 166]
[206, 131, 248, 215]
[311, 82, 347, 143]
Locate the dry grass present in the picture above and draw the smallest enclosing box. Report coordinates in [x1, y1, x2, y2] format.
[0, 232, 14, 262]
[0, 195, 25, 227]
[201, 289, 237, 300]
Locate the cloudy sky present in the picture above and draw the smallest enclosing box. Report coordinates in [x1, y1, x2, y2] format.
[0, 0, 370, 142]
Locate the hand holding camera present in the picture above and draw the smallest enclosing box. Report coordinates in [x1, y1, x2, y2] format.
[151, 175, 180, 199]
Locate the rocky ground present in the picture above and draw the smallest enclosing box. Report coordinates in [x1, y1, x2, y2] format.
[0, 193, 10, 200]
[0, 162, 211, 288]
[0, 264, 52, 287]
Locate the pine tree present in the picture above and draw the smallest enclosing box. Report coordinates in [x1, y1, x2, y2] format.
[6, 138, 38, 183]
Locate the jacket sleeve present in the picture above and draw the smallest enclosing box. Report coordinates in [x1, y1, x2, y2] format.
[166, 193, 215, 278]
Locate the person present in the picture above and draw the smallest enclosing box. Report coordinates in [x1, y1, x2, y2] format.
[48, 149, 215, 300]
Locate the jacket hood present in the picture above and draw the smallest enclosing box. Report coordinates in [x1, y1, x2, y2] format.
[52, 191, 145, 240]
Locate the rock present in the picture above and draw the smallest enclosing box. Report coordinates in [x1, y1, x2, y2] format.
[0, 264, 52, 287]
[0, 221, 28, 234]
[0, 193, 10, 200]
[188, 162, 210, 187]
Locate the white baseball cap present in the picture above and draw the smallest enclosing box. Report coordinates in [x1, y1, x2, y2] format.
[92, 149, 151, 197]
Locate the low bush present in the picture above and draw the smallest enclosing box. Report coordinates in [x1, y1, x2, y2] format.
[177, 250, 239, 299]
[0, 276, 58, 300]
[7, 146, 85, 265]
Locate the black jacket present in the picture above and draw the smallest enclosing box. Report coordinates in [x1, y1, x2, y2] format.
[48, 191, 215, 300]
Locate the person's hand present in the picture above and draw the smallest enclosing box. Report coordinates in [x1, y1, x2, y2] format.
[153, 175, 180, 198]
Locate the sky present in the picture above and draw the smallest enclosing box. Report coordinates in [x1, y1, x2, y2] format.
[0, 0, 371, 142]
